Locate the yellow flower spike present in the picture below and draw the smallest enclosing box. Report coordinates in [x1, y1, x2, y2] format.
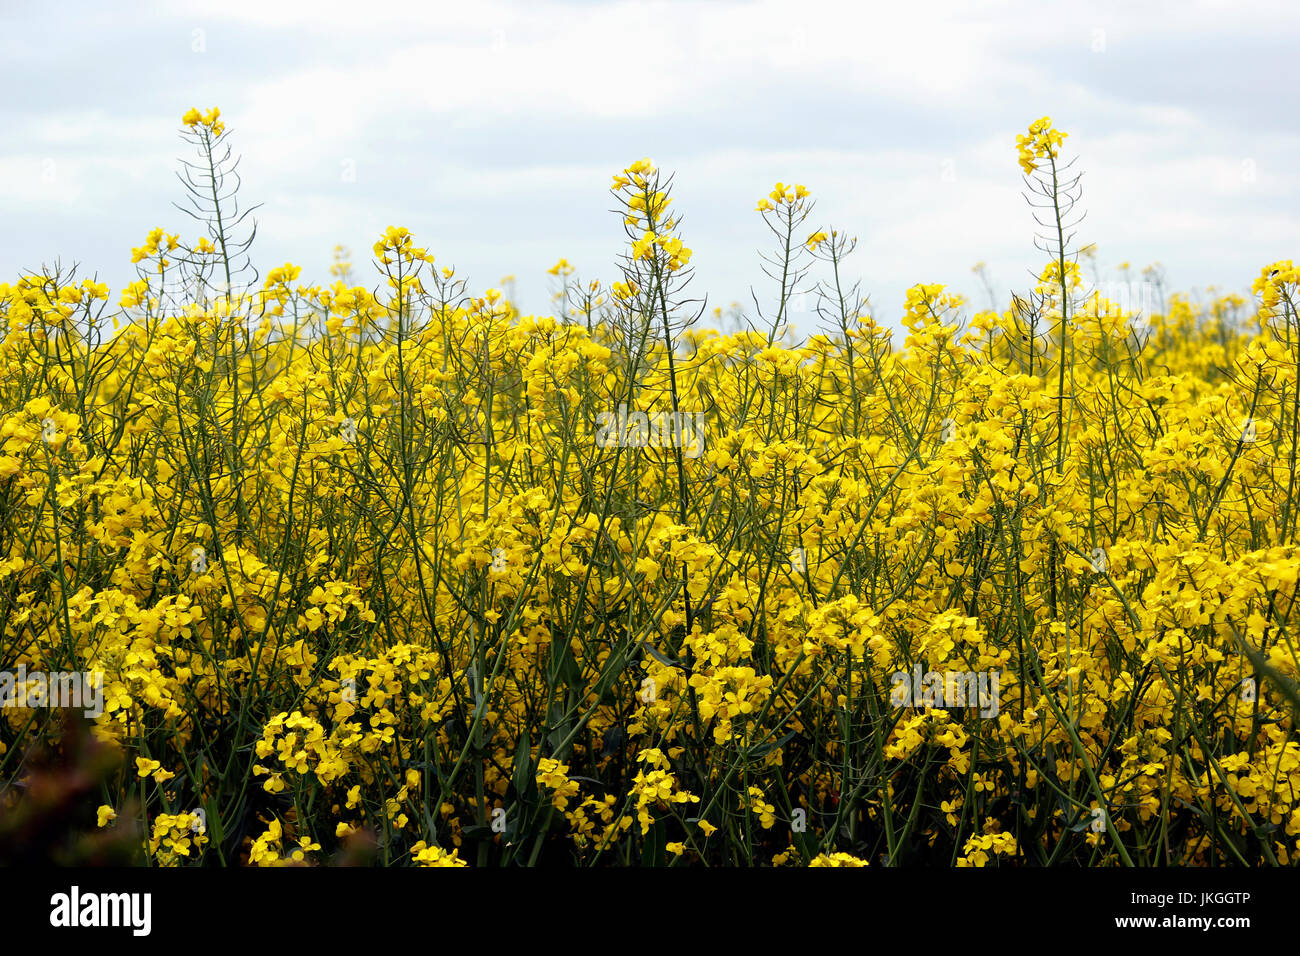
[1017, 116, 1068, 174]
[182, 106, 224, 136]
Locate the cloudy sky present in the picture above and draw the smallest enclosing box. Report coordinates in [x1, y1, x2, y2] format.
[2, 0, 1296, 334]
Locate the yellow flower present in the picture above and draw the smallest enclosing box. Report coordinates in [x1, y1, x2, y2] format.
[182, 106, 225, 136]
[411, 842, 468, 867]
[809, 853, 869, 867]
[1016, 115, 1068, 174]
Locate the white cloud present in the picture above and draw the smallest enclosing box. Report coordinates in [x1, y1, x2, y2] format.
[2, 0, 1297, 328]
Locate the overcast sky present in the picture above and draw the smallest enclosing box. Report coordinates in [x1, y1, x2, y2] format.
[2, 0, 1296, 335]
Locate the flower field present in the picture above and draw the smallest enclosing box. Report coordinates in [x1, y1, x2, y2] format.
[1, 111, 1297, 868]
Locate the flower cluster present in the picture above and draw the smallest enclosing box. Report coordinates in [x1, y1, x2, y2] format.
[181, 106, 225, 136]
[1016, 116, 1068, 174]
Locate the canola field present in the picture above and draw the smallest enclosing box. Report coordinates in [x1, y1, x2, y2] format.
[0, 111, 1297, 867]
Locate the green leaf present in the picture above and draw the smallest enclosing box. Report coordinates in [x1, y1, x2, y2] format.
[747, 730, 798, 760]
[511, 729, 532, 799]
[1232, 627, 1300, 721]
[592, 646, 629, 702]
[550, 638, 582, 692]
[205, 796, 224, 847]
[643, 817, 666, 867]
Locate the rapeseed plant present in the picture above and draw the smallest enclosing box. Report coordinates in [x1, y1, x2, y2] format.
[0, 112, 1296, 868]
